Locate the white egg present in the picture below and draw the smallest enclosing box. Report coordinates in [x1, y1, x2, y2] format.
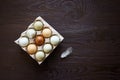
[50, 35, 60, 45]
[26, 29, 36, 38]
[34, 21, 43, 30]
[35, 51, 45, 61]
[18, 37, 29, 47]
[43, 44, 52, 53]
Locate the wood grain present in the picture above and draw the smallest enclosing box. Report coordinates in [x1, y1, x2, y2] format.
[0, 0, 120, 80]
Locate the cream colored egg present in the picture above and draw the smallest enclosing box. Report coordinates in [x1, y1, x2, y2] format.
[50, 35, 60, 45]
[35, 51, 45, 61]
[43, 44, 52, 53]
[18, 37, 29, 47]
[26, 29, 36, 38]
[42, 28, 52, 38]
[27, 44, 37, 55]
[34, 21, 43, 30]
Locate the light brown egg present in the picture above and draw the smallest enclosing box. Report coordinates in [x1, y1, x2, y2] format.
[27, 44, 37, 55]
[42, 28, 52, 38]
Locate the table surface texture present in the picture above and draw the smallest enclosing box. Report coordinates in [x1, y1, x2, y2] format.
[0, 0, 120, 80]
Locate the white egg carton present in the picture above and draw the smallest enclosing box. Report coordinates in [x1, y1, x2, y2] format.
[15, 16, 64, 64]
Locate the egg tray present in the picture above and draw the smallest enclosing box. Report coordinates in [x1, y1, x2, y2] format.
[15, 16, 64, 64]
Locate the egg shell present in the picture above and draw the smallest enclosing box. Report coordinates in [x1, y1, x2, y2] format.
[42, 28, 52, 38]
[33, 21, 44, 30]
[35, 51, 45, 61]
[35, 35, 45, 46]
[43, 43, 53, 53]
[26, 29, 36, 38]
[18, 37, 29, 47]
[27, 44, 37, 55]
[50, 35, 60, 46]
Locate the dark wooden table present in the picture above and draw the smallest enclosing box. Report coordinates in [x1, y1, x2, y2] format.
[0, 0, 120, 80]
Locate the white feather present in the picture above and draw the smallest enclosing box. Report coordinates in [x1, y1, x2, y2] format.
[61, 47, 73, 58]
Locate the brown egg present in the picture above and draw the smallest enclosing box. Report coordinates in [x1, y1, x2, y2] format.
[35, 35, 45, 46]
[27, 44, 37, 55]
[42, 28, 52, 38]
